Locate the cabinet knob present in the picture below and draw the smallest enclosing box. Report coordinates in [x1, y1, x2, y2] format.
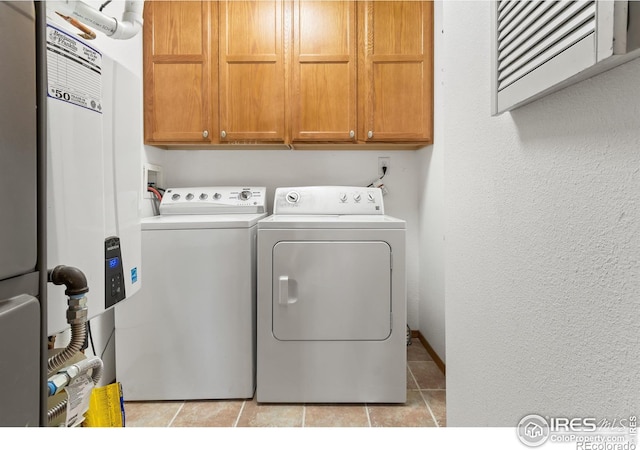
[349, 130, 355, 139]
[221, 130, 227, 139]
[202, 130, 209, 138]
[367, 130, 373, 139]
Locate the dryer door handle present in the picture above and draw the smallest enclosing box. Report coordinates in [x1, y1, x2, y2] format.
[278, 276, 296, 306]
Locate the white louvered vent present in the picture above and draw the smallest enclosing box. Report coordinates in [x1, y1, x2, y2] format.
[497, 1, 596, 91]
[492, 0, 640, 115]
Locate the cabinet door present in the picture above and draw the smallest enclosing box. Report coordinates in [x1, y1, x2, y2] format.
[219, 0, 286, 142]
[143, 1, 216, 144]
[358, 1, 433, 143]
[291, 1, 356, 142]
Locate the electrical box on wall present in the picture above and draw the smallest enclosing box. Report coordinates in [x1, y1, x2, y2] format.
[143, 163, 164, 199]
[492, 0, 640, 114]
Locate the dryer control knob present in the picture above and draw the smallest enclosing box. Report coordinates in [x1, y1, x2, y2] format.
[186, 193, 194, 201]
[199, 193, 208, 200]
[239, 190, 252, 201]
[354, 193, 361, 202]
[339, 193, 347, 203]
[213, 193, 222, 200]
[286, 191, 300, 203]
[171, 193, 180, 201]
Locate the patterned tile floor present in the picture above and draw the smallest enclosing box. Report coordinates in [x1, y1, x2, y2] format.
[122, 338, 446, 427]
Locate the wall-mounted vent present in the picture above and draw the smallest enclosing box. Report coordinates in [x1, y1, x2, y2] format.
[492, 0, 640, 114]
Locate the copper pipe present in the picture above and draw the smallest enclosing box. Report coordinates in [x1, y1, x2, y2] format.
[56, 12, 96, 40]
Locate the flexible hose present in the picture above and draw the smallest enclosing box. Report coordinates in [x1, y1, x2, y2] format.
[48, 355, 104, 396]
[47, 356, 104, 425]
[47, 265, 90, 375]
[48, 322, 86, 376]
[48, 399, 68, 425]
[46, 265, 96, 425]
[78, 356, 104, 386]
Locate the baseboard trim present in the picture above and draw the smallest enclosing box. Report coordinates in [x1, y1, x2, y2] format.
[413, 330, 446, 376]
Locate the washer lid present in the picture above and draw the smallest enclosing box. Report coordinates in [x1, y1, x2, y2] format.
[257, 214, 405, 229]
[142, 213, 268, 230]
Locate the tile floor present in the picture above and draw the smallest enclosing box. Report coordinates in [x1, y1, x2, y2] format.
[122, 338, 446, 427]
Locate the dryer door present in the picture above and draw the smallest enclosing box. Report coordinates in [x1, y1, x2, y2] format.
[272, 241, 391, 341]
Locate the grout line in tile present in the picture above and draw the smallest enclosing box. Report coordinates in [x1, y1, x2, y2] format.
[167, 402, 185, 428]
[408, 363, 440, 427]
[365, 403, 372, 427]
[419, 389, 440, 428]
[233, 400, 247, 428]
[407, 362, 421, 391]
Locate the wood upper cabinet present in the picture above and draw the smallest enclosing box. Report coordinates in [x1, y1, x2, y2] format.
[143, 1, 217, 144]
[358, 1, 433, 143]
[218, 0, 287, 142]
[142, 0, 433, 147]
[291, 0, 357, 142]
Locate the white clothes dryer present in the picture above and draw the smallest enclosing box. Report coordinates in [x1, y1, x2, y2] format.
[115, 187, 267, 400]
[256, 186, 406, 403]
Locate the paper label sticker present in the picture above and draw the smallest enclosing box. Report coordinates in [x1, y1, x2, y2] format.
[46, 23, 102, 113]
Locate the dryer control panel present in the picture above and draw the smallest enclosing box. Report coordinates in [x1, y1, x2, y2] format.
[273, 186, 384, 215]
[160, 187, 266, 215]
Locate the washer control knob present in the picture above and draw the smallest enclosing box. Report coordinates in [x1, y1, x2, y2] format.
[199, 193, 208, 200]
[239, 190, 252, 201]
[286, 191, 300, 203]
[171, 193, 180, 201]
[339, 193, 348, 203]
[186, 193, 194, 201]
[213, 193, 222, 200]
[354, 193, 361, 202]
[367, 192, 375, 202]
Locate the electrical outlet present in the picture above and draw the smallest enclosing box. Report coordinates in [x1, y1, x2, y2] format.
[378, 157, 390, 178]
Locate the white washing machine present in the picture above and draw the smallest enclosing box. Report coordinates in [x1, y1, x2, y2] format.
[115, 187, 267, 400]
[256, 186, 406, 403]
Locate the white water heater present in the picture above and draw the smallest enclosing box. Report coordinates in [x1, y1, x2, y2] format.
[45, 11, 142, 334]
